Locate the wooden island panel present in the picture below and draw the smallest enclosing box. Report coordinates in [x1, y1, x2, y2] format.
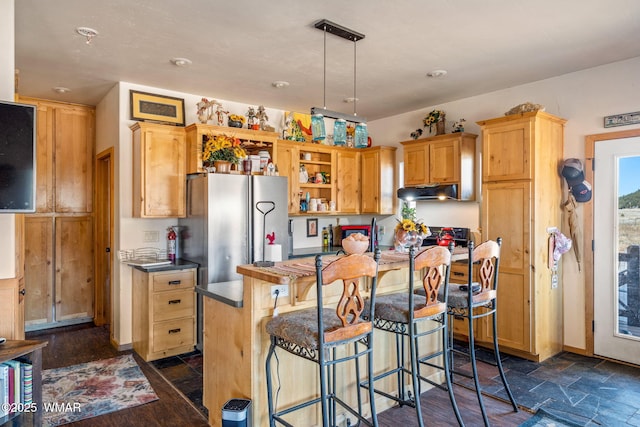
[203, 249, 468, 426]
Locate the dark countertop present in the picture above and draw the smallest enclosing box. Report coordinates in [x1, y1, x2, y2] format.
[196, 280, 243, 308]
[130, 259, 199, 273]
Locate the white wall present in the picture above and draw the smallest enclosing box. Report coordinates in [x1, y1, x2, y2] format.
[0, 0, 16, 279]
[102, 82, 287, 345]
[368, 57, 640, 350]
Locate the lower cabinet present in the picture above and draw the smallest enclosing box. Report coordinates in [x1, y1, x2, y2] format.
[132, 268, 196, 362]
[24, 215, 94, 329]
[0, 278, 25, 340]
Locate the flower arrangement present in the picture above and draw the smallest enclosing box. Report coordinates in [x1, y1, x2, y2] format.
[395, 203, 429, 235]
[202, 133, 247, 166]
[228, 114, 245, 125]
[423, 109, 445, 132]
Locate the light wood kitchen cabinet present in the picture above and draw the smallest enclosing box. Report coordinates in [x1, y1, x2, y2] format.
[132, 268, 197, 361]
[274, 141, 300, 213]
[360, 146, 396, 215]
[400, 132, 477, 200]
[24, 216, 94, 327]
[131, 122, 186, 218]
[478, 111, 566, 362]
[17, 98, 96, 332]
[0, 278, 25, 340]
[335, 149, 360, 214]
[20, 98, 95, 213]
[276, 141, 396, 215]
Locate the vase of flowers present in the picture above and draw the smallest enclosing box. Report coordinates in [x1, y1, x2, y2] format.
[394, 203, 430, 253]
[423, 109, 446, 135]
[228, 114, 245, 128]
[202, 133, 247, 173]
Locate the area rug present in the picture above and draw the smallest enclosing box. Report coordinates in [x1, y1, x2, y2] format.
[42, 354, 158, 426]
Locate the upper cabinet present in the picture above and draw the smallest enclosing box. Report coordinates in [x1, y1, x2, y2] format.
[361, 146, 396, 215]
[400, 132, 477, 200]
[19, 98, 95, 213]
[275, 141, 395, 215]
[185, 123, 279, 174]
[131, 122, 186, 218]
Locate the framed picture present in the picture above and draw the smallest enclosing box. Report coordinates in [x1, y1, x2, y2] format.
[130, 90, 185, 126]
[604, 111, 640, 128]
[306, 218, 318, 237]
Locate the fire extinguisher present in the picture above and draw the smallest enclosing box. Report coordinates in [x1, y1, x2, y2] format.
[167, 227, 176, 261]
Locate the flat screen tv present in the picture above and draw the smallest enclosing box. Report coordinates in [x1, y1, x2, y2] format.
[0, 100, 36, 213]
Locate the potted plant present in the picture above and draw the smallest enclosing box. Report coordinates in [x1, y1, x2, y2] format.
[423, 109, 446, 135]
[228, 114, 245, 128]
[202, 133, 247, 173]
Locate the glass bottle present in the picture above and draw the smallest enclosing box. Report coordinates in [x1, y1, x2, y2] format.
[355, 123, 368, 148]
[333, 119, 347, 146]
[311, 114, 326, 141]
[322, 227, 329, 249]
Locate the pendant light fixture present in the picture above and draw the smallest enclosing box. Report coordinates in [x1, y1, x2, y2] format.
[310, 19, 367, 145]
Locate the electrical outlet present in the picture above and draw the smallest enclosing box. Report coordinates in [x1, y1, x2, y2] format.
[271, 284, 289, 298]
[144, 230, 159, 243]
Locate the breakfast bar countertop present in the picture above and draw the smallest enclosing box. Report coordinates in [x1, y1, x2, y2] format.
[237, 246, 469, 285]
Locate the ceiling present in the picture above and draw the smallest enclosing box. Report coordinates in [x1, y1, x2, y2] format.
[14, 0, 640, 121]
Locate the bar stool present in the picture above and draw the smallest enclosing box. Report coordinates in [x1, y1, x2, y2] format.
[265, 250, 381, 427]
[444, 238, 518, 426]
[361, 245, 464, 427]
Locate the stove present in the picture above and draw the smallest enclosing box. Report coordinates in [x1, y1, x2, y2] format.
[422, 226, 470, 247]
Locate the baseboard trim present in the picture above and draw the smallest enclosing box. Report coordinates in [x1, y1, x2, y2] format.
[562, 345, 587, 355]
[110, 337, 132, 352]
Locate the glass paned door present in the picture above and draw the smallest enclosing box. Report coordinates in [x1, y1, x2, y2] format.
[594, 137, 640, 364]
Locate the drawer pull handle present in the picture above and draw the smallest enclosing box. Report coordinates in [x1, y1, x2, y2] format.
[168, 299, 181, 305]
[168, 280, 182, 285]
[453, 272, 464, 276]
[168, 328, 181, 334]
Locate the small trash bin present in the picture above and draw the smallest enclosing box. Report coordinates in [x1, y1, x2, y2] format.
[222, 398, 252, 427]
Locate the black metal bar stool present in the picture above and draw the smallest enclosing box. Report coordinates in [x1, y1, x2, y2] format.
[361, 244, 464, 427]
[444, 238, 518, 426]
[265, 250, 381, 427]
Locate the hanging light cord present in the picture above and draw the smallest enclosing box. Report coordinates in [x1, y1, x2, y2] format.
[323, 25, 327, 109]
[353, 37, 357, 116]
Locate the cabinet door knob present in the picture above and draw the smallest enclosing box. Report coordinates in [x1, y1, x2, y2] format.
[19, 289, 26, 295]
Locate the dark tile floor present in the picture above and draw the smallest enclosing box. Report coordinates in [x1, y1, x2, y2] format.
[150, 350, 208, 418]
[151, 342, 640, 426]
[452, 344, 640, 426]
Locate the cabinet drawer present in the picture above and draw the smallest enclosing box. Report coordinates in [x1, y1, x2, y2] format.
[152, 270, 195, 292]
[152, 318, 195, 353]
[153, 289, 195, 322]
[450, 263, 470, 284]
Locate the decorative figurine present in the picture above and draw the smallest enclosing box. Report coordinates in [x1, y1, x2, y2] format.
[246, 106, 258, 130]
[410, 128, 423, 140]
[197, 98, 217, 124]
[214, 103, 229, 127]
[256, 105, 269, 131]
[452, 118, 466, 133]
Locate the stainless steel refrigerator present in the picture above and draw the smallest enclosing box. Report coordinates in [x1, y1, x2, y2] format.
[179, 173, 289, 349]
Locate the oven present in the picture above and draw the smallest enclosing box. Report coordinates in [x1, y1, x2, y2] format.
[422, 226, 470, 247]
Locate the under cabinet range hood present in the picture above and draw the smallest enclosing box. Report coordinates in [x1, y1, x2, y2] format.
[397, 184, 458, 201]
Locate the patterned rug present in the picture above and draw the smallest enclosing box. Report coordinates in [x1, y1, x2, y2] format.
[42, 354, 158, 426]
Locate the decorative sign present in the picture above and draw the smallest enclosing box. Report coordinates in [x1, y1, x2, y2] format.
[130, 90, 185, 126]
[604, 111, 640, 128]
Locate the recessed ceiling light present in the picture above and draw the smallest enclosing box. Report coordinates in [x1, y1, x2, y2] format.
[272, 81, 289, 89]
[343, 97, 359, 103]
[170, 58, 192, 67]
[53, 87, 71, 94]
[75, 27, 98, 44]
[427, 69, 448, 78]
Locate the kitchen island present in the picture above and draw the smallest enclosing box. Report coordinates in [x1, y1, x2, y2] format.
[200, 248, 468, 426]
